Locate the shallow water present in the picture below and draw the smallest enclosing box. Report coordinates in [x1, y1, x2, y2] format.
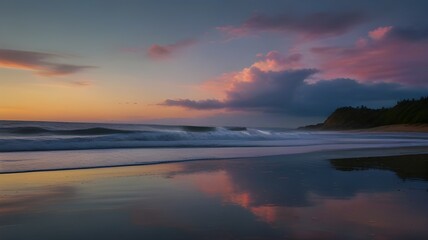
[1, 151, 428, 240]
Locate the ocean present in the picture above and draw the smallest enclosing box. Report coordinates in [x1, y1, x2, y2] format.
[2, 120, 428, 239]
[1, 120, 428, 173]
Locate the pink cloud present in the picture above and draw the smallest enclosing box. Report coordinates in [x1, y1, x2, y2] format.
[0, 49, 95, 77]
[355, 37, 369, 48]
[252, 51, 302, 71]
[196, 51, 302, 98]
[147, 39, 196, 60]
[161, 50, 426, 115]
[369, 26, 393, 40]
[312, 26, 428, 85]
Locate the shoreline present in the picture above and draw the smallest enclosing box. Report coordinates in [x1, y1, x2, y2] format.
[2, 145, 428, 175]
[359, 124, 428, 133]
[300, 124, 428, 133]
[2, 145, 428, 239]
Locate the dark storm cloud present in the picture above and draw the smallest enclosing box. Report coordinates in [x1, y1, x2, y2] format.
[388, 26, 428, 41]
[161, 68, 427, 116]
[293, 78, 427, 115]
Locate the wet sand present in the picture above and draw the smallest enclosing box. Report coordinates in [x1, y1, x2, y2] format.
[331, 154, 428, 181]
[1, 151, 428, 240]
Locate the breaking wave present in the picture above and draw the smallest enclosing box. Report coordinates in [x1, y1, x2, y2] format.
[1, 121, 427, 152]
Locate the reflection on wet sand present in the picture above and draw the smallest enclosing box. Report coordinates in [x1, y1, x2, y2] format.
[0, 163, 184, 191]
[177, 170, 252, 207]
[172, 158, 428, 239]
[1, 153, 428, 239]
[0, 186, 75, 215]
[330, 154, 428, 181]
[0, 186, 75, 227]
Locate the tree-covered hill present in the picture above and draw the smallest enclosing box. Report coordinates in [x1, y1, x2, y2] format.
[301, 97, 428, 130]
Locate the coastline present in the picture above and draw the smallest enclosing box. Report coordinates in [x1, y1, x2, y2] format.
[300, 124, 428, 133]
[1, 145, 428, 175]
[1, 148, 428, 239]
[358, 124, 428, 133]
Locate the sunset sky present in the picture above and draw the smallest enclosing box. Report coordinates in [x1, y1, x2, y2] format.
[1, 0, 428, 127]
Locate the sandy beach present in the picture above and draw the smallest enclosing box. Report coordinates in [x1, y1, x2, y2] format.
[358, 124, 428, 133]
[1, 121, 428, 240]
[1, 149, 428, 240]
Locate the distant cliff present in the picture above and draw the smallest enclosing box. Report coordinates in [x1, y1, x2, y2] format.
[301, 97, 428, 130]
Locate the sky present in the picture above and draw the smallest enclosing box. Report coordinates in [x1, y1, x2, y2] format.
[1, 0, 428, 127]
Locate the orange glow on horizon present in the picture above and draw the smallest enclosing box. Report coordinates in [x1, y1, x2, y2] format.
[0, 77, 215, 123]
